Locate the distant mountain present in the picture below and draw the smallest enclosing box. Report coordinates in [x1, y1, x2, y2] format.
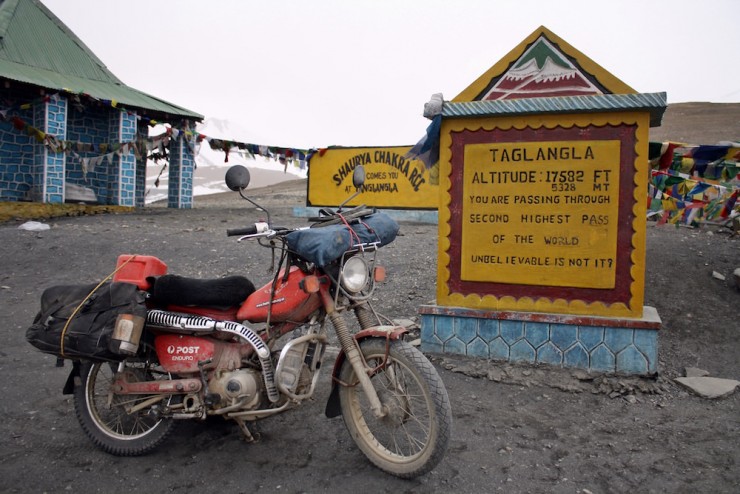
[195, 117, 269, 144]
[145, 118, 306, 203]
[144, 106, 738, 203]
[650, 102, 740, 145]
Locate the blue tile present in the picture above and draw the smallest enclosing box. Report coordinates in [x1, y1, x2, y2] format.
[420, 315, 433, 329]
[564, 343, 589, 369]
[616, 345, 649, 374]
[525, 322, 549, 348]
[500, 320, 524, 345]
[444, 337, 467, 355]
[590, 344, 615, 373]
[579, 326, 604, 351]
[478, 318, 500, 342]
[421, 335, 444, 354]
[489, 337, 509, 360]
[604, 328, 634, 353]
[633, 329, 658, 373]
[434, 316, 454, 342]
[536, 342, 563, 366]
[467, 337, 490, 358]
[633, 330, 658, 357]
[420, 316, 436, 343]
[510, 340, 536, 363]
[551, 324, 578, 351]
[456, 317, 478, 344]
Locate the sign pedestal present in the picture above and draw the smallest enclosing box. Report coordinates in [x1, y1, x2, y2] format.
[420, 305, 661, 375]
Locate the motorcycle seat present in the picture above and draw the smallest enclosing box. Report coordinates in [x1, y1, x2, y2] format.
[148, 274, 255, 308]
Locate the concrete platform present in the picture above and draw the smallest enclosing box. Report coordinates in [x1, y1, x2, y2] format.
[419, 305, 662, 375]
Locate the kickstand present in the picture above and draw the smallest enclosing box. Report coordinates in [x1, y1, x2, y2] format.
[234, 418, 261, 443]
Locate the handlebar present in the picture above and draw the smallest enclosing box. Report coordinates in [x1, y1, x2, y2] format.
[226, 221, 270, 237]
[226, 222, 301, 240]
[228, 204, 377, 238]
[308, 205, 376, 228]
[227, 226, 258, 237]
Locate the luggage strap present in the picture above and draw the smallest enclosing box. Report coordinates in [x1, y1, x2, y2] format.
[59, 255, 138, 358]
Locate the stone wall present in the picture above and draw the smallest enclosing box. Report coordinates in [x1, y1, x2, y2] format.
[0, 91, 176, 207]
[0, 105, 34, 201]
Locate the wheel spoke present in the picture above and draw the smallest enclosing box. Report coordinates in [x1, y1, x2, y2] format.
[357, 356, 432, 456]
[338, 339, 451, 477]
[75, 364, 172, 454]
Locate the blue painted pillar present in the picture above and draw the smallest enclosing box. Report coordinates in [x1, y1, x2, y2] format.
[109, 110, 137, 206]
[168, 125, 195, 209]
[35, 95, 67, 203]
[135, 124, 148, 208]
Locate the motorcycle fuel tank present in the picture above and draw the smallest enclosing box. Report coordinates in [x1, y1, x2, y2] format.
[237, 266, 321, 323]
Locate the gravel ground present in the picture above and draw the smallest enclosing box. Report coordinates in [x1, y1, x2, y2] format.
[1, 180, 738, 493]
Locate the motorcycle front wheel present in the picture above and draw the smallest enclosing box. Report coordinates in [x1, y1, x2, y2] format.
[73, 361, 176, 456]
[338, 339, 452, 478]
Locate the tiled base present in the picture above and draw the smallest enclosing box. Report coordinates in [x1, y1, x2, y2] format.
[419, 305, 661, 375]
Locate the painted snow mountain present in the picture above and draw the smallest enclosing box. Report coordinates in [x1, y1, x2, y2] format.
[480, 36, 604, 100]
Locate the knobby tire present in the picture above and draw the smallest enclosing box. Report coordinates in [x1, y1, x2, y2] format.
[73, 361, 176, 456]
[338, 339, 452, 478]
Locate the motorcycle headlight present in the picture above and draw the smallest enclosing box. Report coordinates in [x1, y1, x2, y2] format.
[340, 256, 370, 293]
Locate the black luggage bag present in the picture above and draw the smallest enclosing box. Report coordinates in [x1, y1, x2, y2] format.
[26, 282, 147, 361]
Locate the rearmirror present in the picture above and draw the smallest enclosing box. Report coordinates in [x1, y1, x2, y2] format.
[225, 165, 251, 191]
[352, 165, 365, 188]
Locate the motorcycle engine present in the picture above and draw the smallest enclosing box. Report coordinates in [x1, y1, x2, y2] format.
[208, 369, 262, 409]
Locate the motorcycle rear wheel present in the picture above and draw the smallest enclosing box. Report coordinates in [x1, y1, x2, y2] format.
[338, 339, 452, 478]
[73, 361, 176, 456]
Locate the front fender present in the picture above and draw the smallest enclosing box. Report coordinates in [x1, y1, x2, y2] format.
[324, 325, 407, 418]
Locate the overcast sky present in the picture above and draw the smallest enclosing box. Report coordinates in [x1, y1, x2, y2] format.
[42, 0, 738, 150]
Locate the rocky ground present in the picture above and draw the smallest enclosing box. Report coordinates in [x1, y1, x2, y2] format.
[0, 178, 738, 493]
[1, 101, 739, 494]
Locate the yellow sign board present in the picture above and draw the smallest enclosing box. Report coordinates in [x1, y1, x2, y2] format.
[437, 112, 651, 318]
[307, 146, 438, 209]
[461, 140, 621, 288]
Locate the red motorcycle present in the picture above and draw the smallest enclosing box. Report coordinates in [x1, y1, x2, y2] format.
[27, 164, 451, 478]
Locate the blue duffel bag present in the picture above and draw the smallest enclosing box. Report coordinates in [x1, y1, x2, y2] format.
[286, 212, 399, 267]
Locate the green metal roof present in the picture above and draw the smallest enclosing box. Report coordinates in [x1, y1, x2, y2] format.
[442, 92, 667, 127]
[0, 0, 202, 120]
